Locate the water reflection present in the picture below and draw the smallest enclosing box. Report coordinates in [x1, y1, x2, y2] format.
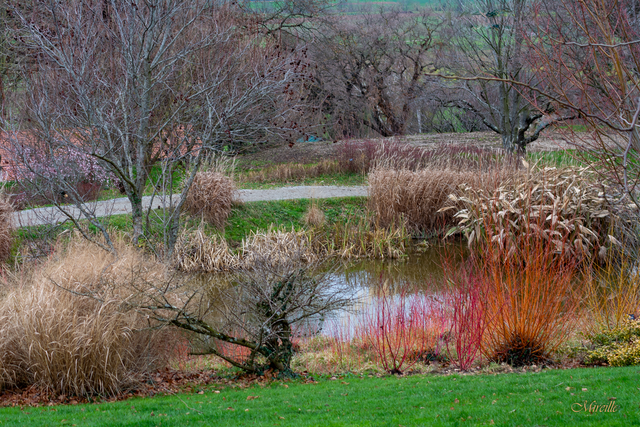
[335, 240, 467, 293]
[318, 241, 467, 337]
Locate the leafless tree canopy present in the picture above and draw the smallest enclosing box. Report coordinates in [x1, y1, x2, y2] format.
[310, 8, 442, 139]
[4, 0, 313, 251]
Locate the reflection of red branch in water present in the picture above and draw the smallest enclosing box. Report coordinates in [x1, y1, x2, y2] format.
[356, 284, 447, 374]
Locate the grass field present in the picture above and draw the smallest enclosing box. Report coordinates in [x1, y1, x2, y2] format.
[1, 366, 638, 426]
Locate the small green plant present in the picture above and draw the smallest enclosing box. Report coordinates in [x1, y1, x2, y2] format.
[585, 319, 640, 366]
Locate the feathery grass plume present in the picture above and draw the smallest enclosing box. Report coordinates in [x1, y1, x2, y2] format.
[303, 201, 326, 228]
[183, 170, 236, 229]
[0, 238, 170, 397]
[446, 166, 628, 263]
[0, 190, 14, 264]
[174, 224, 240, 273]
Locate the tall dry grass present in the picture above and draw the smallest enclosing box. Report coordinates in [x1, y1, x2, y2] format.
[582, 258, 640, 334]
[320, 213, 409, 259]
[241, 227, 319, 268]
[0, 239, 170, 396]
[369, 168, 504, 234]
[303, 201, 326, 228]
[238, 159, 343, 183]
[447, 166, 626, 262]
[174, 225, 239, 273]
[183, 171, 236, 229]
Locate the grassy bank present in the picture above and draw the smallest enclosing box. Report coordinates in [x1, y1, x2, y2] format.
[1, 366, 637, 426]
[15, 197, 370, 251]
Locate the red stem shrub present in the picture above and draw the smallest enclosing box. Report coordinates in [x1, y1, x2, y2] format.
[355, 285, 447, 374]
[445, 272, 488, 371]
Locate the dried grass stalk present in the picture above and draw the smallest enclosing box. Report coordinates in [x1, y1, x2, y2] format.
[238, 159, 342, 184]
[369, 167, 505, 233]
[446, 166, 628, 262]
[241, 227, 318, 268]
[174, 225, 240, 273]
[184, 171, 236, 229]
[304, 202, 325, 228]
[0, 239, 169, 396]
[0, 190, 15, 264]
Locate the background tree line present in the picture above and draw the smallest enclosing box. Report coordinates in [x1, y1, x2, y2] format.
[0, 0, 638, 246]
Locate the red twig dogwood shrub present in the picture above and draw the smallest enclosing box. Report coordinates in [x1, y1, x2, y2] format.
[444, 270, 489, 371]
[355, 285, 447, 374]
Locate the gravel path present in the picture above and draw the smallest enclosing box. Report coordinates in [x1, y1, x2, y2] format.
[14, 185, 368, 227]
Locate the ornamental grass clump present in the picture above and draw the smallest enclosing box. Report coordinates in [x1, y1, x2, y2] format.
[183, 171, 236, 229]
[322, 213, 409, 259]
[240, 227, 318, 268]
[445, 166, 626, 263]
[369, 167, 504, 234]
[174, 225, 240, 273]
[0, 239, 170, 397]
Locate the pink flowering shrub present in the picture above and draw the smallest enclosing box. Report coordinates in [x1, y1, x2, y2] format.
[12, 146, 113, 207]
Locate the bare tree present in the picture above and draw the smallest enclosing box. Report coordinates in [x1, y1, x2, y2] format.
[522, 0, 640, 209]
[4, 0, 311, 252]
[437, 0, 573, 154]
[137, 255, 353, 376]
[311, 7, 442, 138]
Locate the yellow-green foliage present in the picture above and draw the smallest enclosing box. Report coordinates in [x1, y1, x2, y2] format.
[586, 319, 640, 366]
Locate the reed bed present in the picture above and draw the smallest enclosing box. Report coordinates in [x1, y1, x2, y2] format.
[319, 214, 409, 259]
[183, 171, 236, 229]
[446, 166, 625, 262]
[0, 239, 169, 396]
[238, 159, 343, 183]
[240, 227, 319, 268]
[174, 225, 239, 273]
[369, 167, 505, 234]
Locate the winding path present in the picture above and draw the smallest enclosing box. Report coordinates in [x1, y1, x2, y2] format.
[14, 185, 368, 227]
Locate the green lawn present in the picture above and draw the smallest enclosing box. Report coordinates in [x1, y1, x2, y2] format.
[223, 197, 367, 243]
[1, 366, 638, 426]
